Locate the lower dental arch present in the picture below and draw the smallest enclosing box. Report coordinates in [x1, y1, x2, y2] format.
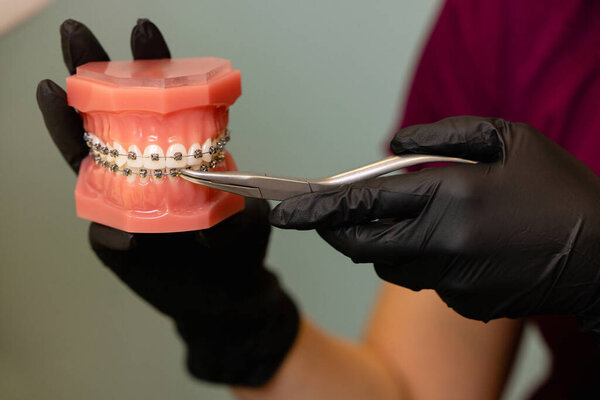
[84, 130, 231, 178]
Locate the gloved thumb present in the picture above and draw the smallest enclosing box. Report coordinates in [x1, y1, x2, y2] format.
[390, 116, 504, 162]
[89, 223, 137, 251]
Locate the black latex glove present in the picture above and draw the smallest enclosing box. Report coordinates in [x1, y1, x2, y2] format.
[36, 19, 298, 386]
[270, 116, 600, 334]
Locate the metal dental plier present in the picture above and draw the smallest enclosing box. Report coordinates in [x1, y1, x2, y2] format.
[179, 155, 477, 201]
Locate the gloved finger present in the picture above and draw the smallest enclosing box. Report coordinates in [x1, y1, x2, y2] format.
[373, 257, 445, 292]
[88, 223, 151, 294]
[60, 19, 109, 75]
[195, 198, 271, 252]
[269, 171, 438, 230]
[316, 219, 424, 264]
[131, 18, 171, 60]
[390, 116, 504, 162]
[321, 223, 456, 290]
[89, 222, 137, 251]
[36, 79, 88, 173]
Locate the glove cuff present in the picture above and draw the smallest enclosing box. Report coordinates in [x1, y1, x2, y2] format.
[175, 270, 300, 387]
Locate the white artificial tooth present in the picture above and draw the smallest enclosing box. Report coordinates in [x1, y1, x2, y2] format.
[127, 145, 143, 168]
[143, 145, 166, 169]
[106, 143, 115, 162]
[126, 167, 139, 183]
[213, 137, 223, 151]
[98, 139, 107, 160]
[139, 174, 149, 183]
[166, 143, 187, 168]
[202, 138, 212, 162]
[188, 143, 202, 166]
[88, 133, 98, 146]
[113, 142, 127, 167]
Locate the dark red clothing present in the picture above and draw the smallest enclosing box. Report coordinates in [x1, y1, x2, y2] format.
[396, 0, 600, 397]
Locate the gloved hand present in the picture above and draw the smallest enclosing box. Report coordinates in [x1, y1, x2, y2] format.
[270, 116, 600, 334]
[36, 19, 298, 386]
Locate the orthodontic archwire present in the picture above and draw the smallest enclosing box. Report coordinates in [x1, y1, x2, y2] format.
[84, 130, 231, 178]
[84, 129, 231, 159]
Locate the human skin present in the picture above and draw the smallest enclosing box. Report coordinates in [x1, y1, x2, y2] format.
[234, 286, 521, 400]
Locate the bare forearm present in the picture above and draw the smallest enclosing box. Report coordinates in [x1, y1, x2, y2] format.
[233, 285, 521, 400]
[233, 317, 405, 400]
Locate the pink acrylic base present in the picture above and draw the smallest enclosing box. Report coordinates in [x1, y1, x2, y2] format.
[69, 58, 245, 233]
[75, 156, 245, 233]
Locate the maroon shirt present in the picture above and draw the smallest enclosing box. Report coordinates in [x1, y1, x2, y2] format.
[395, 0, 600, 397]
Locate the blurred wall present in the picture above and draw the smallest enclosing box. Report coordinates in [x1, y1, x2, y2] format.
[0, 1, 548, 399]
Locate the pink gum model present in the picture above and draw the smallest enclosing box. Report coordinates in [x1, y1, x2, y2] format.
[67, 58, 245, 233]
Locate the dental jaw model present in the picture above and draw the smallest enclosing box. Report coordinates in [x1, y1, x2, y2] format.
[67, 57, 245, 233]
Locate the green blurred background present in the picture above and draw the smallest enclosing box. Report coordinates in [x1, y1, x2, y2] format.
[0, 0, 549, 399]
